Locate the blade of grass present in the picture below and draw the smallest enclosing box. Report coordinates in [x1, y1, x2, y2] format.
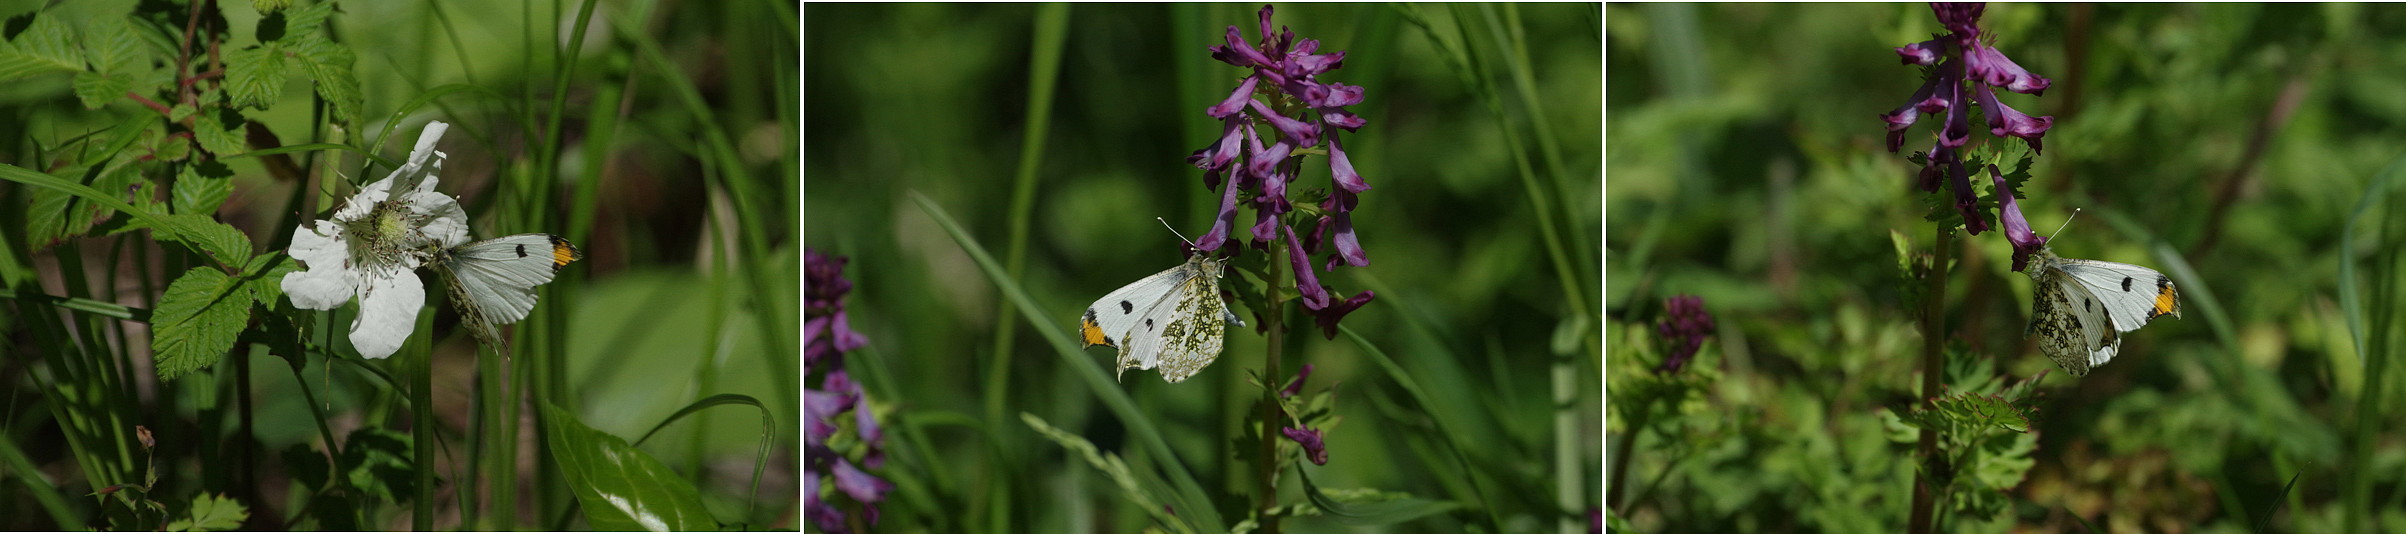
[0, 431, 86, 530]
[984, 6, 1069, 530]
[910, 191, 1226, 533]
[1338, 326, 1503, 531]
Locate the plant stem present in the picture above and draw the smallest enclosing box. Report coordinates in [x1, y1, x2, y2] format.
[1256, 235, 1290, 534]
[1606, 397, 1652, 513]
[1907, 225, 1954, 534]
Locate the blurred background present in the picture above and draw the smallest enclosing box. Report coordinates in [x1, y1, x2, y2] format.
[1609, 3, 2406, 532]
[807, 3, 1601, 532]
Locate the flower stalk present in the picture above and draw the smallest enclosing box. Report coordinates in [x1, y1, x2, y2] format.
[1908, 224, 1954, 534]
[1255, 231, 1289, 534]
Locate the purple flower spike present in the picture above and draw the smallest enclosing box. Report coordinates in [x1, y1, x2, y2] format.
[1250, 99, 1320, 147]
[1932, 2, 1985, 42]
[1655, 295, 1717, 374]
[1992, 164, 2048, 272]
[1281, 364, 1315, 398]
[1209, 76, 1262, 118]
[1281, 426, 1329, 465]
[804, 249, 890, 530]
[1311, 290, 1374, 340]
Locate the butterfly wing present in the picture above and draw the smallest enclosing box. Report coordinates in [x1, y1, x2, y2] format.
[2029, 269, 2121, 376]
[1079, 259, 1201, 351]
[1116, 259, 1229, 383]
[2054, 259, 2180, 332]
[445, 234, 582, 333]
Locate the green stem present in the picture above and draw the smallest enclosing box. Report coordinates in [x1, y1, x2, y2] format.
[1256, 233, 1289, 534]
[1907, 225, 1954, 534]
[1606, 398, 1652, 512]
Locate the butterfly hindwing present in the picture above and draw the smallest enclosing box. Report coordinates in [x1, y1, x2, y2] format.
[441, 234, 582, 345]
[1118, 261, 1228, 383]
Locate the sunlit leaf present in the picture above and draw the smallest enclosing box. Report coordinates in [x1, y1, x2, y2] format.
[540, 402, 719, 531]
[162, 493, 248, 532]
[151, 266, 252, 381]
[224, 44, 285, 109]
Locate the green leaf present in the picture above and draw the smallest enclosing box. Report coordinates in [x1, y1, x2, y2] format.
[290, 38, 360, 125]
[151, 266, 253, 381]
[540, 402, 719, 531]
[193, 108, 250, 156]
[244, 253, 296, 309]
[173, 161, 234, 215]
[337, 428, 415, 502]
[71, 70, 134, 109]
[0, 12, 81, 82]
[278, 2, 335, 38]
[223, 45, 285, 109]
[24, 184, 78, 250]
[162, 493, 248, 531]
[1295, 465, 1457, 526]
[145, 213, 255, 267]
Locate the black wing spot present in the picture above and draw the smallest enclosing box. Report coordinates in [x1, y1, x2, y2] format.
[1145, 318, 1155, 331]
[1119, 300, 1134, 314]
[2121, 276, 2134, 291]
[2084, 298, 2094, 312]
[515, 244, 528, 257]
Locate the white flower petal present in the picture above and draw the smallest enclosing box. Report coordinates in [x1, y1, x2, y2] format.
[348, 267, 425, 359]
[283, 221, 355, 310]
[405, 190, 471, 249]
[334, 182, 389, 221]
[375, 121, 451, 197]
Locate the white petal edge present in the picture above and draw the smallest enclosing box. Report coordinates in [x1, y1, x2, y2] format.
[282, 221, 355, 310]
[405, 190, 471, 249]
[348, 267, 425, 359]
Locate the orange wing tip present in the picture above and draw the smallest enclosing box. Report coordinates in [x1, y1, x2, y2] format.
[2153, 286, 2181, 318]
[1078, 311, 1113, 347]
[547, 235, 585, 269]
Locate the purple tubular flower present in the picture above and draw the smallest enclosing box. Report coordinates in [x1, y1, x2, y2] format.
[831, 459, 893, 514]
[1209, 76, 1261, 118]
[806, 250, 868, 370]
[1895, 36, 1945, 66]
[1655, 295, 1717, 374]
[1881, 75, 1942, 153]
[1932, 2, 1985, 42]
[1966, 43, 2050, 95]
[1189, 117, 1249, 172]
[1198, 170, 1245, 251]
[1281, 426, 1329, 465]
[1948, 151, 1987, 235]
[1251, 99, 1320, 147]
[1324, 212, 1368, 270]
[804, 387, 852, 443]
[1311, 290, 1374, 340]
[1327, 130, 1369, 196]
[1286, 226, 1330, 309]
[1992, 165, 2048, 272]
[1281, 364, 1315, 397]
[1976, 84, 2053, 154]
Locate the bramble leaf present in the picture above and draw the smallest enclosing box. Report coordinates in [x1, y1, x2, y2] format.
[152, 267, 253, 381]
[173, 161, 234, 215]
[162, 492, 248, 532]
[224, 45, 285, 109]
[0, 12, 80, 82]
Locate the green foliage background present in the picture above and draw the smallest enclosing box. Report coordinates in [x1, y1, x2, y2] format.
[1609, 3, 2406, 532]
[806, 3, 1602, 533]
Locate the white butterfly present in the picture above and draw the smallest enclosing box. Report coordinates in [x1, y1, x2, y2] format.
[1078, 220, 1244, 383]
[2022, 223, 2181, 377]
[434, 233, 584, 348]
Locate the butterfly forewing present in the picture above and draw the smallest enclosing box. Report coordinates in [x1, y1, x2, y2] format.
[1118, 263, 1228, 383]
[2055, 259, 2180, 331]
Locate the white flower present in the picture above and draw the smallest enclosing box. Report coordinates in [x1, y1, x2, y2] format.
[281, 122, 470, 359]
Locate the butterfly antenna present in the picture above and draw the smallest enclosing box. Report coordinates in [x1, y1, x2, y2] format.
[1156, 217, 1197, 247]
[2047, 208, 2082, 241]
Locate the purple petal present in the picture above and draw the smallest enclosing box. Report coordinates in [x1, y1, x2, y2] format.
[832, 459, 893, 504]
[1198, 169, 1244, 251]
[1311, 290, 1374, 339]
[1917, 145, 1948, 193]
[1947, 152, 1987, 235]
[1189, 116, 1249, 171]
[1249, 99, 1319, 148]
[1281, 364, 1315, 397]
[1935, 66, 1970, 149]
[1219, 26, 1274, 67]
[1281, 426, 1329, 465]
[1286, 226, 1330, 309]
[1325, 211, 1368, 269]
[1975, 84, 2052, 155]
[1880, 75, 1942, 153]
[853, 390, 882, 444]
[832, 312, 866, 352]
[1967, 44, 2050, 95]
[1251, 142, 1295, 202]
[1288, 49, 1345, 77]
[1320, 108, 1366, 131]
[1251, 205, 1281, 244]
[1991, 164, 2048, 272]
[1328, 130, 1369, 195]
[1316, 82, 1365, 108]
[1256, 5, 1277, 48]
[804, 388, 853, 444]
[1932, 2, 1984, 41]
[1895, 36, 1944, 66]
[1207, 76, 1260, 119]
[1301, 215, 1331, 254]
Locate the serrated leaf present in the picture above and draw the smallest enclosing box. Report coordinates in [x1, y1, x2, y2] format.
[173, 161, 233, 215]
[291, 38, 359, 125]
[278, 2, 335, 39]
[152, 267, 253, 381]
[143, 213, 254, 267]
[83, 16, 147, 74]
[244, 253, 296, 309]
[162, 493, 248, 531]
[0, 12, 81, 82]
[25, 184, 77, 250]
[192, 108, 249, 156]
[541, 402, 720, 532]
[71, 70, 134, 109]
[224, 45, 284, 109]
